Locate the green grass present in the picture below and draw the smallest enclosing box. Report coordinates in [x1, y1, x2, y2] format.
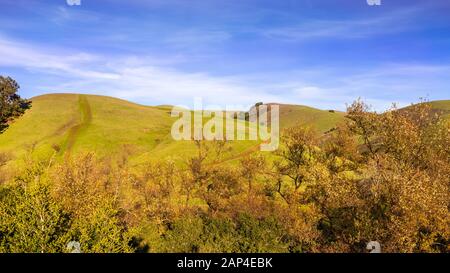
[428, 100, 450, 119]
[427, 100, 450, 111]
[0, 94, 79, 162]
[4, 94, 446, 168]
[276, 104, 346, 132]
[0, 94, 263, 167]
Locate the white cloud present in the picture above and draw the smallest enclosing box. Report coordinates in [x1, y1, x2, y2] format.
[1, 35, 448, 112]
[261, 8, 420, 41]
[0, 36, 277, 109]
[0, 35, 118, 79]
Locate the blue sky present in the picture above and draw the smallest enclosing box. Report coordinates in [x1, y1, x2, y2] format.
[1, 0, 450, 110]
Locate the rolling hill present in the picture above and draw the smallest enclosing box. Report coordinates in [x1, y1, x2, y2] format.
[0, 93, 348, 167]
[276, 103, 345, 131]
[2, 94, 447, 168]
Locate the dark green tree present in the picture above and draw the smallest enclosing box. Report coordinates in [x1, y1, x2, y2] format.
[0, 76, 31, 133]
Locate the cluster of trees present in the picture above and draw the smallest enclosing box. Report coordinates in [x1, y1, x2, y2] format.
[0, 77, 448, 252]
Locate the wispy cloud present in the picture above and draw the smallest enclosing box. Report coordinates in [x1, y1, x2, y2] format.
[261, 8, 420, 41]
[1, 34, 448, 111]
[0, 35, 118, 79]
[0, 36, 276, 109]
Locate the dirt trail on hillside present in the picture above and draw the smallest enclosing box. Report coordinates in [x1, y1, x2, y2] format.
[60, 95, 92, 154]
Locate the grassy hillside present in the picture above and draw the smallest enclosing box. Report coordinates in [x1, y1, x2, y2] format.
[2, 94, 449, 169]
[427, 100, 450, 111]
[427, 100, 450, 119]
[0, 94, 251, 167]
[0, 94, 169, 162]
[276, 104, 345, 132]
[0, 93, 367, 168]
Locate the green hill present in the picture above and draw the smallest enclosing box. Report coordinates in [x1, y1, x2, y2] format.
[275, 103, 345, 131]
[0, 94, 171, 162]
[1, 94, 449, 169]
[0, 93, 365, 168]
